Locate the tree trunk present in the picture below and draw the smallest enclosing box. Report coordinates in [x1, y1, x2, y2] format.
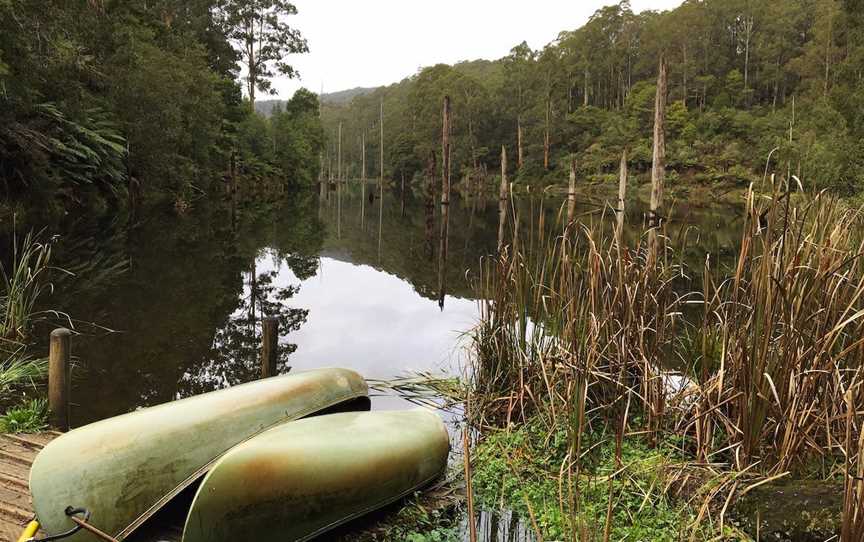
[682, 43, 688, 107]
[744, 16, 753, 106]
[361, 132, 366, 229]
[517, 116, 524, 170]
[442, 96, 451, 205]
[380, 100, 385, 188]
[498, 146, 509, 253]
[583, 65, 589, 107]
[544, 98, 551, 170]
[649, 57, 668, 264]
[825, 11, 833, 95]
[567, 157, 576, 224]
[617, 149, 628, 244]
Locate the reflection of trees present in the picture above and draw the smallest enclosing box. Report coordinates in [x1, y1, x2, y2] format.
[17, 191, 326, 425]
[178, 261, 313, 396]
[318, 187, 745, 304]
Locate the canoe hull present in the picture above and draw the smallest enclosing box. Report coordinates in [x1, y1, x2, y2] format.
[182, 409, 450, 542]
[30, 368, 368, 542]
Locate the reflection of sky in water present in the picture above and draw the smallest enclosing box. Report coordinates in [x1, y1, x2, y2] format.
[262, 254, 478, 409]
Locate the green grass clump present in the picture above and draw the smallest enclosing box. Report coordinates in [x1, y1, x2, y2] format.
[0, 398, 48, 433]
[472, 422, 744, 541]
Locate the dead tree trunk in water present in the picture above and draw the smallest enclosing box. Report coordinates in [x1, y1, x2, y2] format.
[516, 116, 524, 170]
[438, 96, 452, 309]
[337, 122, 342, 183]
[378, 100, 384, 261]
[544, 99, 551, 170]
[616, 149, 628, 244]
[649, 56, 667, 264]
[441, 96, 451, 205]
[498, 146, 509, 253]
[647, 57, 667, 447]
[437, 198, 449, 310]
[567, 157, 576, 225]
[379, 100, 385, 191]
[425, 151, 436, 260]
[361, 131, 366, 229]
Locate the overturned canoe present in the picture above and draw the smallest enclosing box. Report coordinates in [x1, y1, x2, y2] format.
[30, 368, 368, 542]
[182, 409, 450, 542]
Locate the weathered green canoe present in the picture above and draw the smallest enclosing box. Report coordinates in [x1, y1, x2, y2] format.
[30, 368, 368, 542]
[182, 409, 450, 542]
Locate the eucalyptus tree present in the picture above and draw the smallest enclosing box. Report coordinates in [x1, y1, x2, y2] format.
[221, 0, 308, 106]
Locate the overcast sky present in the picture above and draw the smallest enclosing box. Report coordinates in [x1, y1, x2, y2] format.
[269, 0, 684, 99]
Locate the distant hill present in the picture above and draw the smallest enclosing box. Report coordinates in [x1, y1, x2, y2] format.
[255, 87, 378, 117]
[321, 86, 378, 105]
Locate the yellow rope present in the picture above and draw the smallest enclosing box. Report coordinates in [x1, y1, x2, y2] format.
[17, 520, 39, 542]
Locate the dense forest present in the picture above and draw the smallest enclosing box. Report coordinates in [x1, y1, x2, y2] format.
[0, 0, 323, 210]
[322, 0, 864, 194]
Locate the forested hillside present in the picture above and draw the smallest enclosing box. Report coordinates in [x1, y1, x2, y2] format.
[0, 1, 323, 209]
[322, 0, 864, 194]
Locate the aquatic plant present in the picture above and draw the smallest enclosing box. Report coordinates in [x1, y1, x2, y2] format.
[0, 229, 64, 343]
[0, 349, 46, 399]
[468, 185, 864, 540]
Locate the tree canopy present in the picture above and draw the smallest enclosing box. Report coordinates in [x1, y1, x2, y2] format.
[322, 0, 864, 194]
[0, 0, 321, 208]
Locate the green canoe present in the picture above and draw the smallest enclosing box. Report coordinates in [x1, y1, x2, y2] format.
[29, 368, 368, 542]
[182, 409, 450, 542]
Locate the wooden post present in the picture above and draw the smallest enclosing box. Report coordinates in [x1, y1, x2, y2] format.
[649, 56, 667, 263]
[617, 149, 628, 243]
[49, 328, 71, 432]
[498, 146, 509, 253]
[261, 317, 278, 379]
[441, 96, 451, 206]
[567, 157, 577, 225]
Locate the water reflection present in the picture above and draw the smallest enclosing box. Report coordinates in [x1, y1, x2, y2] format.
[1, 182, 746, 429]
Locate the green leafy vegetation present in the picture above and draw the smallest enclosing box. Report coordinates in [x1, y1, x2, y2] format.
[0, 1, 323, 208]
[472, 423, 741, 541]
[0, 231, 53, 432]
[0, 398, 48, 434]
[468, 189, 864, 540]
[322, 0, 864, 194]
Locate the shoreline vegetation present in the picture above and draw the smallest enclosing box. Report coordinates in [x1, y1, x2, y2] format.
[457, 185, 864, 541]
[0, 1, 323, 214]
[321, 0, 864, 199]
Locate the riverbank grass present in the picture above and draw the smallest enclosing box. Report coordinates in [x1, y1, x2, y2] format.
[467, 186, 864, 540]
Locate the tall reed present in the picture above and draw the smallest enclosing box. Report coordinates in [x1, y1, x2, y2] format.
[0, 230, 60, 343]
[469, 186, 864, 538]
[691, 188, 864, 471]
[0, 230, 59, 404]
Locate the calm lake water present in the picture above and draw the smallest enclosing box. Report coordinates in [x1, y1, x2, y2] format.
[13, 183, 743, 425]
[9, 181, 744, 540]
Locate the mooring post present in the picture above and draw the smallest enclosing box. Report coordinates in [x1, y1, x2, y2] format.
[49, 328, 71, 432]
[261, 317, 279, 379]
